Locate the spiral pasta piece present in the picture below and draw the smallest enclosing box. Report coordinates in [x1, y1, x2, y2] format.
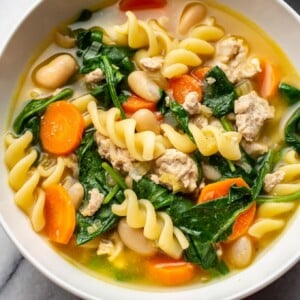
[248, 218, 285, 239]
[88, 102, 166, 161]
[270, 153, 300, 195]
[4, 131, 46, 230]
[112, 189, 189, 259]
[189, 123, 242, 160]
[71, 94, 97, 128]
[161, 123, 241, 160]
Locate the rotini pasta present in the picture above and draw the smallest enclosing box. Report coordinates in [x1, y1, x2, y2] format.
[88, 102, 166, 161]
[112, 189, 189, 259]
[160, 122, 242, 160]
[71, 94, 97, 128]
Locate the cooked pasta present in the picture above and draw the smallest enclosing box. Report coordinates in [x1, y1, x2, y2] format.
[189, 123, 242, 160]
[88, 102, 166, 161]
[161, 122, 242, 160]
[112, 189, 189, 259]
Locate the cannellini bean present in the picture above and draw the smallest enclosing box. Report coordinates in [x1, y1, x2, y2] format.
[226, 235, 253, 268]
[128, 71, 161, 102]
[131, 109, 160, 134]
[178, 2, 207, 35]
[68, 182, 84, 210]
[117, 218, 158, 256]
[34, 54, 77, 89]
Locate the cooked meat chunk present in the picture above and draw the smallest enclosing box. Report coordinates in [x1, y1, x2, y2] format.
[234, 91, 274, 142]
[95, 132, 135, 173]
[152, 149, 198, 193]
[140, 56, 163, 72]
[183, 91, 201, 115]
[85, 68, 105, 84]
[80, 188, 104, 217]
[213, 36, 261, 83]
[241, 140, 269, 157]
[264, 171, 285, 193]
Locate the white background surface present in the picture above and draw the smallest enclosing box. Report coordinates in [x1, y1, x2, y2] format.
[0, 1, 299, 299]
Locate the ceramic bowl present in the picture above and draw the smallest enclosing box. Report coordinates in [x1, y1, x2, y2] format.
[0, 1, 299, 299]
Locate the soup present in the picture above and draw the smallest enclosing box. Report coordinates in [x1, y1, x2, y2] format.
[4, 0, 300, 288]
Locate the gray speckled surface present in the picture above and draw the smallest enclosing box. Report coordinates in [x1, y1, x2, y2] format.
[0, 1, 299, 299]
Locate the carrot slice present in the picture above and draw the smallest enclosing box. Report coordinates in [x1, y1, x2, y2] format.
[169, 74, 202, 104]
[122, 95, 157, 114]
[192, 66, 211, 81]
[147, 254, 196, 286]
[119, 0, 167, 11]
[40, 100, 84, 155]
[257, 59, 280, 99]
[198, 178, 256, 241]
[45, 184, 76, 244]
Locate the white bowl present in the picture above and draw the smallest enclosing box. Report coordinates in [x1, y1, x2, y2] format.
[0, 1, 299, 299]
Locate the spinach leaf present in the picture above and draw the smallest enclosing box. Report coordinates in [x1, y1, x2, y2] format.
[76, 131, 122, 244]
[74, 28, 135, 115]
[204, 153, 256, 186]
[252, 150, 274, 199]
[13, 88, 73, 135]
[157, 94, 194, 141]
[279, 82, 300, 105]
[132, 177, 191, 210]
[285, 107, 300, 153]
[203, 66, 237, 117]
[76, 189, 124, 245]
[169, 185, 252, 241]
[170, 185, 252, 269]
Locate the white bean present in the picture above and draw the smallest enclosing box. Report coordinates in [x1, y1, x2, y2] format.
[226, 235, 253, 268]
[68, 182, 84, 210]
[178, 3, 206, 35]
[131, 109, 160, 134]
[128, 71, 161, 102]
[117, 218, 157, 256]
[34, 54, 77, 89]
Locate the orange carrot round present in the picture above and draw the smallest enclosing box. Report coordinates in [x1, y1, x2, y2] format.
[122, 95, 157, 114]
[147, 254, 196, 286]
[192, 66, 211, 82]
[40, 100, 84, 155]
[45, 184, 76, 244]
[169, 74, 202, 104]
[198, 177, 256, 241]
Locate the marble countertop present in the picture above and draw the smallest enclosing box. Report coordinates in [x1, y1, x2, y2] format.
[0, 1, 299, 299]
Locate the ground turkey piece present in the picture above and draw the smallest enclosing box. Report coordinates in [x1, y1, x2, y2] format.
[95, 132, 135, 173]
[234, 91, 274, 142]
[153, 149, 198, 193]
[264, 171, 285, 193]
[183, 91, 202, 115]
[212, 36, 261, 83]
[80, 188, 104, 217]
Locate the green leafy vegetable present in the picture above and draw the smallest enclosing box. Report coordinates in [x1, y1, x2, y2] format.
[133, 177, 191, 210]
[13, 88, 73, 135]
[252, 150, 274, 199]
[256, 189, 300, 204]
[285, 107, 300, 153]
[203, 66, 237, 117]
[76, 131, 124, 244]
[279, 82, 300, 105]
[157, 94, 194, 141]
[169, 185, 252, 269]
[74, 28, 135, 115]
